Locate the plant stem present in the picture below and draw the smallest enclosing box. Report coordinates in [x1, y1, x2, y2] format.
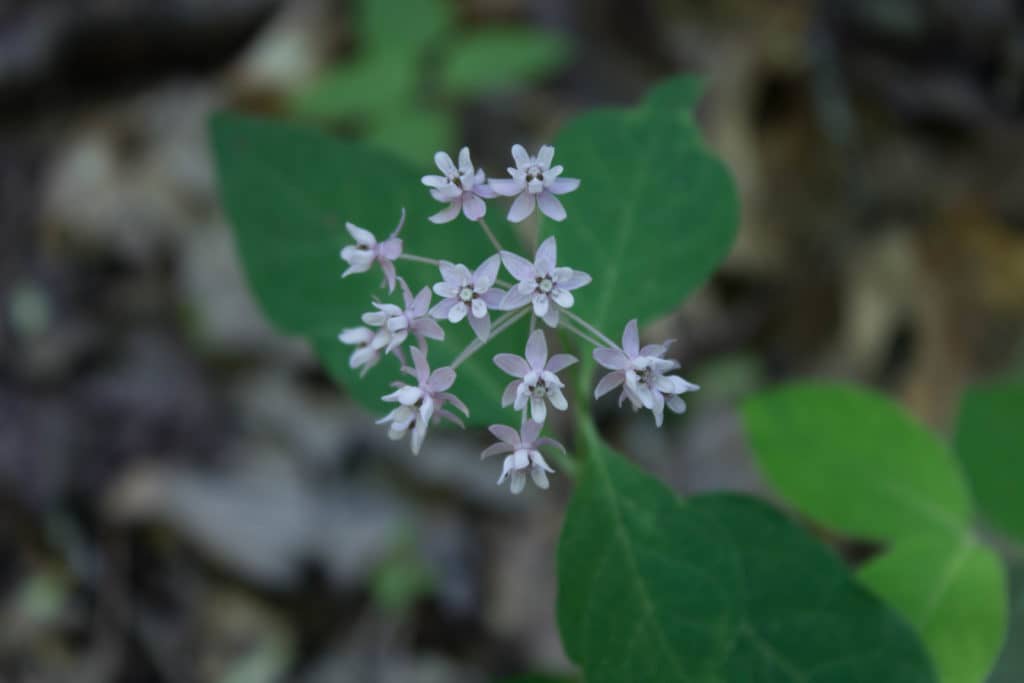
[562, 309, 617, 348]
[399, 253, 441, 266]
[476, 218, 503, 252]
[558, 317, 606, 349]
[451, 308, 528, 369]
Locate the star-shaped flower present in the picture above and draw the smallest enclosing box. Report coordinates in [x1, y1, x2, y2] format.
[421, 147, 497, 224]
[338, 325, 391, 376]
[429, 255, 505, 341]
[493, 329, 577, 425]
[489, 144, 580, 223]
[481, 421, 563, 494]
[593, 319, 699, 427]
[499, 236, 591, 326]
[361, 280, 445, 354]
[378, 348, 468, 454]
[340, 209, 404, 292]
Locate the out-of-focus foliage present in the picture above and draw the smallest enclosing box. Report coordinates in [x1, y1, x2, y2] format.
[955, 380, 1024, 543]
[290, 0, 571, 162]
[744, 383, 1009, 683]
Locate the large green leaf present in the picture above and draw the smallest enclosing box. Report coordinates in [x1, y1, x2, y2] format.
[441, 28, 571, 97]
[556, 423, 937, 683]
[550, 77, 738, 388]
[859, 535, 1008, 683]
[211, 113, 521, 426]
[955, 380, 1024, 543]
[742, 382, 972, 542]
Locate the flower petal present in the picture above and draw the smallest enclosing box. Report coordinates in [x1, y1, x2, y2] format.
[473, 254, 501, 290]
[594, 370, 625, 398]
[409, 346, 431, 383]
[531, 466, 550, 490]
[507, 192, 536, 223]
[536, 191, 566, 221]
[439, 260, 466, 286]
[550, 287, 574, 308]
[622, 319, 640, 357]
[493, 353, 529, 377]
[532, 292, 549, 317]
[468, 310, 490, 340]
[593, 347, 628, 370]
[560, 270, 592, 291]
[482, 442, 514, 459]
[501, 379, 519, 407]
[427, 367, 456, 392]
[488, 424, 521, 445]
[541, 306, 559, 327]
[521, 419, 542, 444]
[429, 201, 461, 224]
[536, 144, 555, 169]
[345, 222, 376, 246]
[525, 329, 548, 370]
[411, 287, 432, 317]
[500, 251, 536, 282]
[457, 146, 473, 174]
[546, 353, 578, 373]
[548, 387, 568, 410]
[511, 144, 530, 169]
[413, 318, 445, 341]
[447, 301, 468, 323]
[481, 288, 505, 308]
[535, 236, 557, 272]
[462, 192, 486, 220]
[530, 397, 547, 424]
[434, 150, 456, 175]
[499, 287, 531, 311]
[548, 177, 580, 195]
[489, 178, 522, 196]
[429, 298, 457, 319]
[510, 471, 526, 494]
[421, 174, 447, 188]
[471, 297, 488, 319]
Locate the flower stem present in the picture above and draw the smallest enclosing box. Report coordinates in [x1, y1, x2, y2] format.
[558, 317, 606, 349]
[562, 309, 617, 348]
[451, 308, 529, 369]
[476, 218, 503, 252]
[399, 253, 441, 266]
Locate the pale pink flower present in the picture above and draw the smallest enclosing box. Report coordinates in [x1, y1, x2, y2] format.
[337, 325, 390, 376]
[361, 280, 444, 354]
[421, 147, 497, 224]
[493, 329, 576, 425]
[340, 209, 404, 292]
[489, 144, 580, 222]
[593, 319, 699, 427]
[481, 421, 563, 494]
[378, 348, 468, 454]
[499, 236, 591, 326]
[429, 255, 505, 341]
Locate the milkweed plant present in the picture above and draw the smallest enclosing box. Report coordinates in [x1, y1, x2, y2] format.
[212, 76, 1014, 683]
[337, 143, 699, 492]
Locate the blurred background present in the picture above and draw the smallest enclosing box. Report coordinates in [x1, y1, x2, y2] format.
[2, 0, 1024, 681]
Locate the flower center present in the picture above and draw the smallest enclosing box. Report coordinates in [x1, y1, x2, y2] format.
[451, 174, 463, 189]
[458, 286, 474, 302]
[525, 165, 545, 183]
[530, 380, 548, 398]
[537, 276, 553, 293]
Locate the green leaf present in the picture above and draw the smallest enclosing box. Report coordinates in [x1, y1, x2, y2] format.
[211, 113, 520, 426]
[359, 0, 453, 58]
[557, 423, 937, 683]
[441, 27, 571, 97]
[366, 109, 457, 165]
[550, 77, 738, 388]
[955, 380, 1024, 543]
[290, 54, 416, 121]
[742, 382, 972, 542]
[859, 535, 1008, 683]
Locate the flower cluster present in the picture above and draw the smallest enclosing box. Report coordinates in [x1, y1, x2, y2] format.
[337, 144, 698, 493]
